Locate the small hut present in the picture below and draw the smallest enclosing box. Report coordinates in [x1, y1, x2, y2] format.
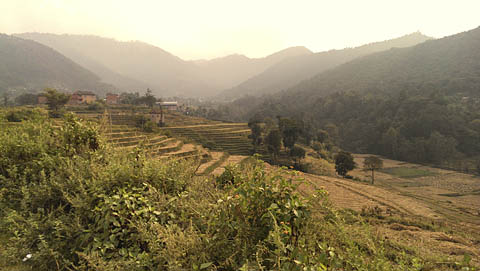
[149, 107, 164, 126]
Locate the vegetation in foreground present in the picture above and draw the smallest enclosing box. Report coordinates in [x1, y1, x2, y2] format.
[0, 110, 477, 270]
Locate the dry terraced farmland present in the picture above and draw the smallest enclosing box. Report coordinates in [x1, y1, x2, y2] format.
[2, 108, 480, 268]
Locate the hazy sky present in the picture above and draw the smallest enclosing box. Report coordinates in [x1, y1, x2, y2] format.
[2, 0, 480, 60]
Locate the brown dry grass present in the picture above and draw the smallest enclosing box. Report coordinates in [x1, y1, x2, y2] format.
[263, 155, 480, 266]
[211, 155, 248, 175]
[350, 154, 480, 226]
[196, 151, 224, 174]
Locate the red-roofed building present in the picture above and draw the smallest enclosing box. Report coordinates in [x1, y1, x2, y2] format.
[69, 91, 97, 104]
[106, 93, 119, 104]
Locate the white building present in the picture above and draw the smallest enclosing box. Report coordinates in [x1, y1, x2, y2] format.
[158, 101, 178, 111]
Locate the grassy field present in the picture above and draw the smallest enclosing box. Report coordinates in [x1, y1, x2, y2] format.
[379, 167, 437, 178]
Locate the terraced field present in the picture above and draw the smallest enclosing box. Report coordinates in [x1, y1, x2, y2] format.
[278, 165, 480, 265]
[162, 123, 253, 155]
[3, 108, 480, 266]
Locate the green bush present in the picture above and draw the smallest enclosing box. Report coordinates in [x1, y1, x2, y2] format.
[0, 116, 449, 270]
[87, 101, 105, 111]
[135, 115, 155, 132]
[4, 107, 47, 122]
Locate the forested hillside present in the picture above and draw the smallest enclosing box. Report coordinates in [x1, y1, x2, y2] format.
[193, 46, 312, 91]
[0, 34, 112, 95]
[215, 26, 480, 169]
[221, 32, 431, 99]
[16, 33, 206, 96]
[16, 33, 311, 97]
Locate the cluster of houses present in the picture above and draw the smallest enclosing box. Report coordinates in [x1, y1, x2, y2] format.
[37, 91, 178, 109]
[37, 91, 103, 105]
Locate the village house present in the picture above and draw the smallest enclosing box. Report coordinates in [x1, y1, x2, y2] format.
[106, 93, 119, 104]
[149, 107, 164, 126]
[69, 91, 97, 104]
[37, 94, 47, 104]
[159, 101, 178, 111]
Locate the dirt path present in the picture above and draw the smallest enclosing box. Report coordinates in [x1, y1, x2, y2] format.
[160, 143, 195, 156]
[211, 155, 248, 175]
[196, 152, 224, 174]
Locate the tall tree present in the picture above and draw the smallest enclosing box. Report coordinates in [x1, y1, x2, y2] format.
[15, 93, 38, 106]
[316, 130, 329, 143]
[278, 117, 301, 150]
[426, 131, 458, 163]
[265, 129, 282, 163]
[43, 88, 70, 114]
[334, 151, 356, 177]
[380, 127, 399, 159]
[143, 88, 157, 108]
[248, 121, 264, 153]
[363, 156, 383, 184]
[289, 146, 306, 166]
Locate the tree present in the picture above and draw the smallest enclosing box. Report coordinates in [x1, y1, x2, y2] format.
[316, 130, 329, 143]
[324, 123, 339, 144]
[43, 88, 70, 114]
[248, 121, 264, 153]
[143, 88, 157, 108]
[15, 93, 38, 106]
[363, 156, 383, 184]
[265, 129, 282, 163]
[119, 92, 140, 104]
[278, 117, 301, 150]
[289, 146, 306, 166]
[426, 131, 457, 163]
[380, 127, 399, 159]
[334, 151, 355, 177]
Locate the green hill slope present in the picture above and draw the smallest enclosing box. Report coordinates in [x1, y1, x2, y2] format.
[240, 26, 480, 168]
[222, 32, 431, 99]
[17, 33, 312, 97]
[282, 27, 480, 107]
[0, 34, 112, 95]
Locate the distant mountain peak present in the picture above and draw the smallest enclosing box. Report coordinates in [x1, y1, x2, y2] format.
[264, 46, 313, 59]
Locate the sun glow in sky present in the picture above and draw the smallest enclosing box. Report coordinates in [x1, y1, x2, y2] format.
[1, 0, 480, 60]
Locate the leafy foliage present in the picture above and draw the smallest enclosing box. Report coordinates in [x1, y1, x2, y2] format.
[0, 114, 463, 270]
[14, 93, 38, 106]
[135, 115, 156, 132]
[43, 88, 70, 117]
[334, 151, 356, 177]
[219, 26, 480, 170]
[363, 156, 383, 184]
[4, 107, 47, 122]
[289, 146, 306, 166]
[265, 129, 282, 162]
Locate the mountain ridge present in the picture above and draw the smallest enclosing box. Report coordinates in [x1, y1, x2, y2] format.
[16, 33, 312, 97]
[221, 32, 432, 99]
[0, 34, 113, 96]
[280, 26, 480, 107]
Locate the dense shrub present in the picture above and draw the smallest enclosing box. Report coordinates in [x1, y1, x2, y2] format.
[0, 116, 440, 270]
[4, 107, 47, 122]
[87, 101, 105, 111]
[135, 115, 155, 132]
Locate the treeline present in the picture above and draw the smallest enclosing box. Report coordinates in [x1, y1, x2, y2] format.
[247, 114, 338, 175]
[247, 90, 480, 171]
[201, 27, 480, 170]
